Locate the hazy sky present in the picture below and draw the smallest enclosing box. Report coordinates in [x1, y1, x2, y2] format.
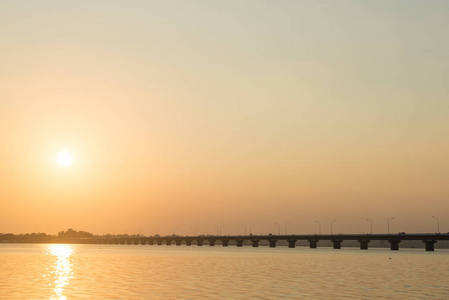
[1, 0, 448, 236]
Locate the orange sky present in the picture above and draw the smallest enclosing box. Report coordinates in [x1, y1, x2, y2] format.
[1, 1, 448, 235]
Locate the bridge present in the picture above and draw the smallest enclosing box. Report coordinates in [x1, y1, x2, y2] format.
[61, 233, 449, 251]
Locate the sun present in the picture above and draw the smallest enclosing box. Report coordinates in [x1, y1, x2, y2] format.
[56, 151, 73, 167]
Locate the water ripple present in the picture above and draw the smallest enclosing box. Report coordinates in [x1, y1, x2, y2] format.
[1, 244, 449, 299]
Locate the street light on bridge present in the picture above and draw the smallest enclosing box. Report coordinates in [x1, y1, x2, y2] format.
[315, 221, 321, 235]
[214, 225, 224, 235]
[366, 219, 373, 234]
[242, 224, 247, 235]
[285, 222, 291, 235]
[432, 216, 440, 233]
[249, 223, 255, 234]
[387, 217, 394, 234]
[330, 220, 337, 235]
[190, 226, 198, 236]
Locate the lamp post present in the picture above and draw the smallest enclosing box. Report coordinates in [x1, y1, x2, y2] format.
[315, 221, 321, 235]
[242, 224, 247, 235]
[190, 226, 198, 236]
[432, 216, 440, 233]
[387, 217, 394, 234]
[214, 225, 224, 235]
[366, 219, 373, 234]
[249, 223, 255, 234]
[330, 220, 337, 235]
[285, 222, 291, 235]
[275, 222, 280, 235]
[214, 225, 219, 236]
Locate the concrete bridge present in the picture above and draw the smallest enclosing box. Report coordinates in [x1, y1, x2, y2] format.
[63, 233, 449, 251]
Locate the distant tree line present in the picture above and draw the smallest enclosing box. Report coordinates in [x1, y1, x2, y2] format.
[0, 229, 181, 243]
[0, 232, 54, 243]
[0, 229, 223, 243]
[0, 228, 116, 243]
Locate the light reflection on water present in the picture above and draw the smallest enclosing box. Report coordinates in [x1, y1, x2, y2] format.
[1, 244, 449, 299]
[46, 245, 73, 300]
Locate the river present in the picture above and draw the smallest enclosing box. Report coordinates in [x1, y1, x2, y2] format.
[1, 244, 448, 299]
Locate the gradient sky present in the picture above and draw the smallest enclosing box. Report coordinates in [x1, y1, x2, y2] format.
[1, 0, 448, 236]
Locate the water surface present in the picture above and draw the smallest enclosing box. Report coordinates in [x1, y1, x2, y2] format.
[1, 244, 448, 299]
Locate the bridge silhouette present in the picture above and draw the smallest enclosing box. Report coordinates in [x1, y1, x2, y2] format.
[61, 233, 449, 251]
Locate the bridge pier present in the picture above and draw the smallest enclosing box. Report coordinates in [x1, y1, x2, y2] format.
[209, 239, 216, 246]
[141, 239, 146, 245]
[197, 239, 203, 246]
[388, 239, 401, 250]
[175, 239, 182, 246]
[358, 239, 370, 250]
[148, 239, 154, 245]
[222, 239, 229, 247]
[157, 239, 162, 245]
[166, 239, 172, 246]
[251, 239, 260, 247]
[287, 239, 297, 248]
[185, 239, 192, 246]
[423, 240, 437, 251]
[308, 238, 319, 248]
[133, 239, 139, 245]
[126, 239, 132, 245]
[331, 239, 343, 249]
[269, 240, 277, 248]
[236, 239, 244, 247]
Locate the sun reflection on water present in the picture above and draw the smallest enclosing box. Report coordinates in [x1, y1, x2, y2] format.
[47, 245, 74, 300]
